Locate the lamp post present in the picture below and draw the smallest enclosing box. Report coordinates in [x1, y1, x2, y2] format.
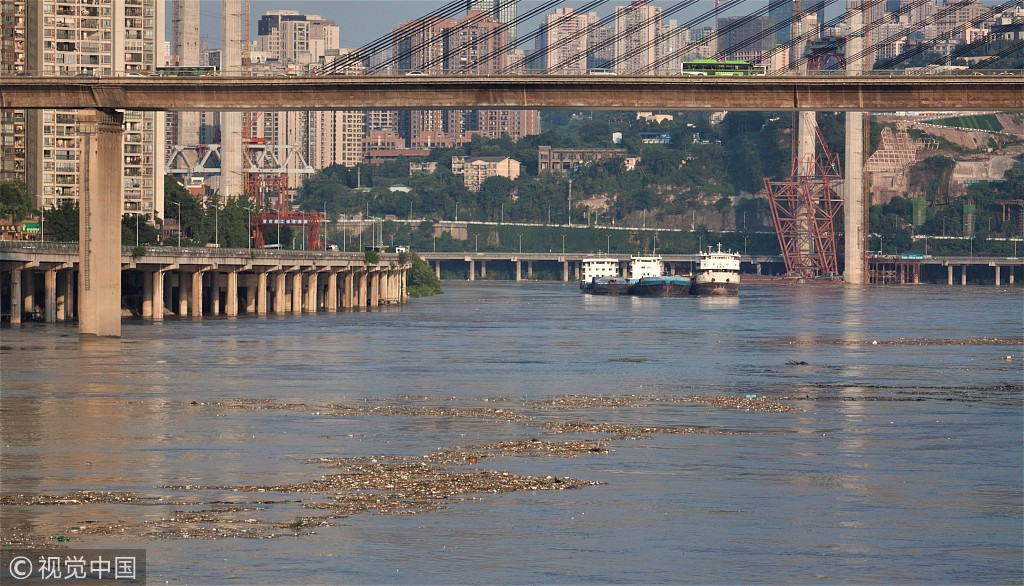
[743, 235, 748, 255]
[567, 178, 572, 227]
[433, 236, 436, 253]
[40, 205, 45, 243]
[518, 233, 522, 253]
[607, 234, 610, 254]
[500, 202, 504, 224]
[323, 202, 328, 251]
[474, 234, 478, 254]
[455, 201, 459, 221]
[173, 202, 181, 248]
[561, 233, 566, 254]
[970, 236, 973, 257]
[214, 203, 219, 247]
[135, 213, 140, 247]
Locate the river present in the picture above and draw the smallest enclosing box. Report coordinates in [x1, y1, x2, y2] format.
[1, 282, 1021, 584]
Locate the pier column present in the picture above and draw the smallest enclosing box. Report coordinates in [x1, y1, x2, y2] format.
[574, 262, 579, 280]
[141, 269, 153, 318]
[226, 269, 239, 316]
[562, 261, 569, 282]
[291, 272, 303, 313]
[64, 269, 76, 321]
[326, 271, 338, 312]
[245, 277, 256, 314]
[44, 267, 57, 323]
[209, 270, 221, 316]
[402, 270, 407, 302]
[468, 260, 475, 281]
[305, 272, 318, 313]
[152, 268, 164, 321]
[162, 272, 172, 317]
[621, 263, 628, 278]
[274, 272, 286, 313]
[480, 261, 487, 279]
[23, 268, 34, 319]
[434, 261, 441, 280]
[515, 260, 521, 281]
[179, 271, 190, 316]
[369, 270, 379, 307]
[358, 269, 367, 308]
[994, 265, 1001, 286]
[342, 270, 354, 309]
[56, 270, 66, 321]
[528, 261, 533, 278]
[257, 271, 268, 315]
[9, 267, 21, 324]
[947, 265, 954, 285]
[961, 266, 967, 286]
[191, 270, 203, 317]
[77, 109, 124, 336]
[1010, 270, 1015, 285]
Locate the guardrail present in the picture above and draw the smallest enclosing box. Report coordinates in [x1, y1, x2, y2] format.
[11, 69, 1024, 78]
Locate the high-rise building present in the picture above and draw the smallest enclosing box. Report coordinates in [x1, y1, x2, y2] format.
[538, 8, 596, 72]
[256, 10, 339, 65]
[0, 0, 164, 220]
[614, 1, 661, 72]
[467, 0, 517, 47]
[717, 15, 777, 62]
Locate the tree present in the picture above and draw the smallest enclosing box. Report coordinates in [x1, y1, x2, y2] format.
[43, 201, 79, 242]
[0, 180, 33, 220]
[122, 214, 159, 245]
[404, 252, 443, 298]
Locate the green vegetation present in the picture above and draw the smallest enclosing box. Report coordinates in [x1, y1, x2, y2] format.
[364, 249, 380, 264]
[0, 180, 33, 220]
[930, 115, 1003, 133]
[42, 201, 80, 242]
[403, 252, 443, 298]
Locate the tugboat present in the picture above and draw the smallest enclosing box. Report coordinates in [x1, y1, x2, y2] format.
[626, 255, 693, 296]
[580, 257, 624, 294]
[693, 243, 741, 296]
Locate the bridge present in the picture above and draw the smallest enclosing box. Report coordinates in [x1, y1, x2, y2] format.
[2, 75, 1022, 112]
[3, 74, 1022, 337]
[0, 243, 409, 327]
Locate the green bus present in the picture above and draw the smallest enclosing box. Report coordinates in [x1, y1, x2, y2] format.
[680, 59, 767, 76]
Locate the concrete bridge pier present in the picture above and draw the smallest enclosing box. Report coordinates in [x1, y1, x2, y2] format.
[947, 265, 954, 285]
[343, 270, 354, 309]
[291, 272, 303, 314]
[178, 271, 190, 316]
[326, 271, 338, 312]
[528, 261, 534, 278]
[191, 269, 204, 317]
[358, 269, 368, 308]
[515, 260, 521, 281]
[961, 266, 967, 286]
[209, 270, 221, 317]
[480, 261, 487, 279]
[369, 270, 379, 308]
[434, 261, 441, 279]
[9, 267, 21, 324]
[152, 268, 166, 321]
[994, 265, 1001, 287]
[562, 261, 569, 282]
[141, 269, 154, 319]
[468, 260, 475, 281]
[62, 269, 76, 321]
[44, 267, 57, 323]
[226, 269, 239, 316]
[273, 271, 286, 314]
[305, 272, 319, 313]
[23, 268, 35, 319]
[77, 109, 124, 336]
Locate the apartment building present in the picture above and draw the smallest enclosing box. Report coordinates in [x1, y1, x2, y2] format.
[614, 1, 661, 73]
[0, 0, 164, 220]
[537, 146, 628, 174]
[452, 155, 521, 192]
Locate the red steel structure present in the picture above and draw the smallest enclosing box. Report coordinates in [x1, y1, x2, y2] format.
[764, 126, 844, 279]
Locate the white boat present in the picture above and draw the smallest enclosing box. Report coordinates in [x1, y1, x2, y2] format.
[628, 255, 664, 280]
[580, 257, 624, 293]
[693, 244, 740, 296]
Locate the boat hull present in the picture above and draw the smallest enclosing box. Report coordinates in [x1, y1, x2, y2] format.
[589, 282, 630, 295]
[629, 276, 693, 297]
[693, 272, 740, 296]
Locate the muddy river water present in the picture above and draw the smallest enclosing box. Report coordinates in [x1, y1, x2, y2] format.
[1, 283, 1021, 583]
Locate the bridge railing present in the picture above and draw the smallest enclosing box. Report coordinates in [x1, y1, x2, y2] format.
[0, 241, 395, 260]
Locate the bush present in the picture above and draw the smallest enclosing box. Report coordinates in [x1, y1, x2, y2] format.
[406, 253, 442, 298]
[364, 249, 380, 265]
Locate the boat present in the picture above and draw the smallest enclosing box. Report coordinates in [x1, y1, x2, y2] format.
[627, 255, 693, 297]
[693, 243, 741, 296]
[589, 275, 631, 295]
[629, 274, 693, 296]
[580, 257, 623, 293]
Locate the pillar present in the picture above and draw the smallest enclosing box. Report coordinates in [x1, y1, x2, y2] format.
[327, 271, 338, 312]
[562, 261, 569, 282]
[257, 271, 268, 315]
[152, 269, 164, 321]
[291, 272, 303, 313]
[78, 109, 124, 336]
[64, 269, 76, 321]
[573, 262, 579, 280]
[191, 270, 203, 317]
[621, 262, 628, 278]
[142, 269, 153, 318]
[56, 270, 66, 321]
[995, 265, 1001, 287]
[481, 260, 487, 279]
[274, 272, 286, 314]
[358, 269, 367, 308]
[947, 265, 954, 285]
[245, 279, 256, 314]
[468, 260, 475, 281]
[843, 7, 867, 286]
[179, 271, 190, 316]
[226, 269, 238, 316]
[209, 270, 221, 316]
[219, 0, 243, 197]
[22, 268, 34, 318]
[528, 260, 534, 278]
[305, 272, 318, 313]
[369, 270, 379, 307]
[515, 260, 521, 281]
[961, 266, 967, 286]
[1010, 270, 1015, 285]
[342, 270, 354, 309]
[44, 268, 57, 323]
[9, 267, 21, 324]
[434, 260, 441, 280]
[162, 272, 172, 317]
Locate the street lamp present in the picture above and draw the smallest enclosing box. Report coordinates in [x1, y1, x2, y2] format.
[173, 202, 181, 247]
[433, 236, 436, 253]
[606, 234, 610, 254]
[743, 235, 748, 255]
[561, 233, 566, 254]
[518, 233, 522, 253]
[970, 236, 974, 257]
[500, 202, 504, 224]
[135, 213, 140, 247]
[455, 201, 459, 221]
[214, 203, 219, 247]
[474, 234, 479, 254]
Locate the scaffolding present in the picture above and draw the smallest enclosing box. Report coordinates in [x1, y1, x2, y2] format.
[764, 126, 844, 279]
[867, 121, 938, 189]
